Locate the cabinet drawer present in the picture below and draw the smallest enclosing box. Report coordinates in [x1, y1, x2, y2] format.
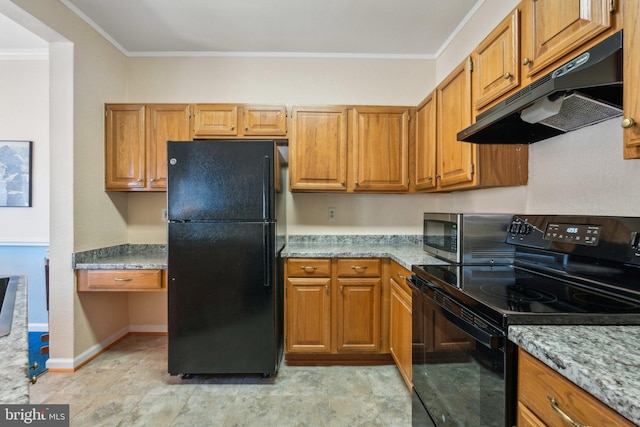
[518, 349, 634, 427]
[287, 258, 331, 277]
[390, 261, 412, 295]
[77, 269, 164, 291]
[336, 258, 380, 277]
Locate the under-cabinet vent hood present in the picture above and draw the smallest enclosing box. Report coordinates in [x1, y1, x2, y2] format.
[457, 30, 623, 145]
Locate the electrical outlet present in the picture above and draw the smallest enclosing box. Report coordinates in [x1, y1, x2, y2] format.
[162, 208, 168, 221]
[328, 207, 336, 222]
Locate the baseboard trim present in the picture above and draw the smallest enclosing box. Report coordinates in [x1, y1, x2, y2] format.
[46, 325, 168, 372]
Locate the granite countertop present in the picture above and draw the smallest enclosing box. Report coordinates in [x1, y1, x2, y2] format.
[73, 244, 167, 270]
[281, 235, 443, 270]
[73, 236, 443, 271]
[509, 325, 640, 425]
[0, 276, 29, 404]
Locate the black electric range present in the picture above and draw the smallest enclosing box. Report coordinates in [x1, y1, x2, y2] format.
[410, 215, 640, 427]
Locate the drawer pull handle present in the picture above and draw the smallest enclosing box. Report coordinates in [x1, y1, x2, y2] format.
[114, 277, 133, 282]
[351, 265, 367, 271]
[548, 395, 589, 427]
[301, 266, 317, 273]
[397, 273, 406, 279]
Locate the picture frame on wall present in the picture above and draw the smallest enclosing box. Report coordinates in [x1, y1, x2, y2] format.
[0, 140, 32, 207]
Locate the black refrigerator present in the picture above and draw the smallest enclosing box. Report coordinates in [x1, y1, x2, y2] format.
[167, 139, 286, 377]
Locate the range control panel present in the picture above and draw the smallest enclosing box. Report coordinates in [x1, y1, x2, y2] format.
[544, 222, 601, 246]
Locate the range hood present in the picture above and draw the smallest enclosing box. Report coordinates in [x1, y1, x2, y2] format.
[458, 30, 623, 144]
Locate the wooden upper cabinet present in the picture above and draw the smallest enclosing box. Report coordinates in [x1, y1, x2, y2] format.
[473, 9, 520, 110]
[192, 104, 288, 138]
[351, 107, 410, 192]
[436, 59, 475, 189]
[146, 104, 191, 189]
[243, 105, 287, 136]
[623, 0, 640, 158]
[415, 93, 437, 191]
[524, 0, 614, 77]
[192, 104, 238, 137]
[105, 104, 146, 190]
[289, 106, 348, 192]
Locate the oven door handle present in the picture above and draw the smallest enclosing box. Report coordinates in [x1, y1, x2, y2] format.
[440, 308, 504, 350]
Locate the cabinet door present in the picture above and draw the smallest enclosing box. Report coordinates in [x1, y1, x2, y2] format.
[390, 279, 412, 389]
[243, 105, 287, 136]
[436, 59, 475, 188]
[352, 107, 410, 192]
[623, 0, 640, 158]
[289, 107, 348, 191]
[415, 93, 437, 191]
[105, 104, 146, 190]
[286, 277, 331, 353]
[474, 9, 520, 110]
[192, 104, 238, 137]
[526, 0, 612, 76]
[146, 104, 191, 190]
[336, 278, 381, 352]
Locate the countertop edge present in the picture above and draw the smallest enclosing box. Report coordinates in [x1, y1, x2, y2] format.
[0, 276, 29, 404]
[509, 325, 640, 425]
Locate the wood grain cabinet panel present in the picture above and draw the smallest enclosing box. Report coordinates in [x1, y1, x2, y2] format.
[77, 269, 165, 291]
[473, 9, 520, 110]
[623, 0, 640, 158]
[286, 277, 332, 353]
[243, 105, 287, 136]
[351, 107, 410, 192]
[415, 93, 437, 191]
[525, 0, 614, 77]
[336, 278, 381, 353]
[105, 104, 146, 190]
[518, 349, 635, 426]
[192, 104, 239, 137]
[289, 106, 348, 192]
[389, 261, 412, 390]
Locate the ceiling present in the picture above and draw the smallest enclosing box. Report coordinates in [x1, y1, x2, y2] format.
[56, 0, 481, 58]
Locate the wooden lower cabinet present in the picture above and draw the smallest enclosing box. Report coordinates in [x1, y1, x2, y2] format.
[389, 261, 412, 390]
[76, 269, 166, 291]
[518, 348, 634, 426]
[285, 258, 389, 363]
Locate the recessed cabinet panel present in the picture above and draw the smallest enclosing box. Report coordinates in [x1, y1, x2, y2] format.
[336, 278, 381, 352]
[192, 104, 239, 137]
[147, 104, 191, 189]
[286, 277, 332, 353]
[289, 107, 348, 191]
[415, 94, 437, 191]
[527, 0, 612, 76]
[105, 104, 146, 190]
[243, 105, 287, 136]
[436, 60, 475, 188]
[352, 107, 409, 192]
[474, 10, 520, 110]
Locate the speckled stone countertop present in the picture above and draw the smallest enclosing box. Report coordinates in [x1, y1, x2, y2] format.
[73, 244, 167, 269]
[281, 235, 443, 270]
[73, 237, 442, 271]
[0, 276, 29, 404]
[509, 325, 640, 425]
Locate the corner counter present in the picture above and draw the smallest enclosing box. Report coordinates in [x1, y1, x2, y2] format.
[281, 235, 441, 269]
[0, 276, 29, 404]
[509, 325, 640, 425]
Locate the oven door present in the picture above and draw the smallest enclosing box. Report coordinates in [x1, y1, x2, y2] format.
[411, 279, 516, 427]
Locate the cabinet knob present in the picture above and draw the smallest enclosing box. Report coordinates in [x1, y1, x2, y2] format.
[150, 178, 156, 182]
[426, 176, 433, 181]
[355, 181, 359, 186]
[324, 285, 329, 291]
[137, 178, 143, 183]
[245, 126, 249, 131]
[230, 125, 235, 130]
[522, 57, 530, 66]
[30, 362, 38, 371]
[621, 117, 635, 129]
[504, 72, 511, 79]
[341, 180, 345, 186]
[339, 285, 344, 291]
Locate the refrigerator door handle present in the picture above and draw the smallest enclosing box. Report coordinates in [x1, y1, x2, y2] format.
[263, 223, 271, 287]
[262, 156, 270, 220]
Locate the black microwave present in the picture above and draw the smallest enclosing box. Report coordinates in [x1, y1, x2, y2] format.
[423, 213, 515, 264]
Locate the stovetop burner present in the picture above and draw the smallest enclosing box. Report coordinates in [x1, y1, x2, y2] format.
[411, 263, 640, 326]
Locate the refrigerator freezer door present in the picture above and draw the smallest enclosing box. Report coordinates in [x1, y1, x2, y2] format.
[168, 221, 281, 375]
[167, 140, 276, 221]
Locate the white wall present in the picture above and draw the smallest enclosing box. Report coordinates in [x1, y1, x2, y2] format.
[0, 59, 49, 243]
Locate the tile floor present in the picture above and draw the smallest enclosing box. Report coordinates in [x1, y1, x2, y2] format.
[29, 334, 412, 426]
